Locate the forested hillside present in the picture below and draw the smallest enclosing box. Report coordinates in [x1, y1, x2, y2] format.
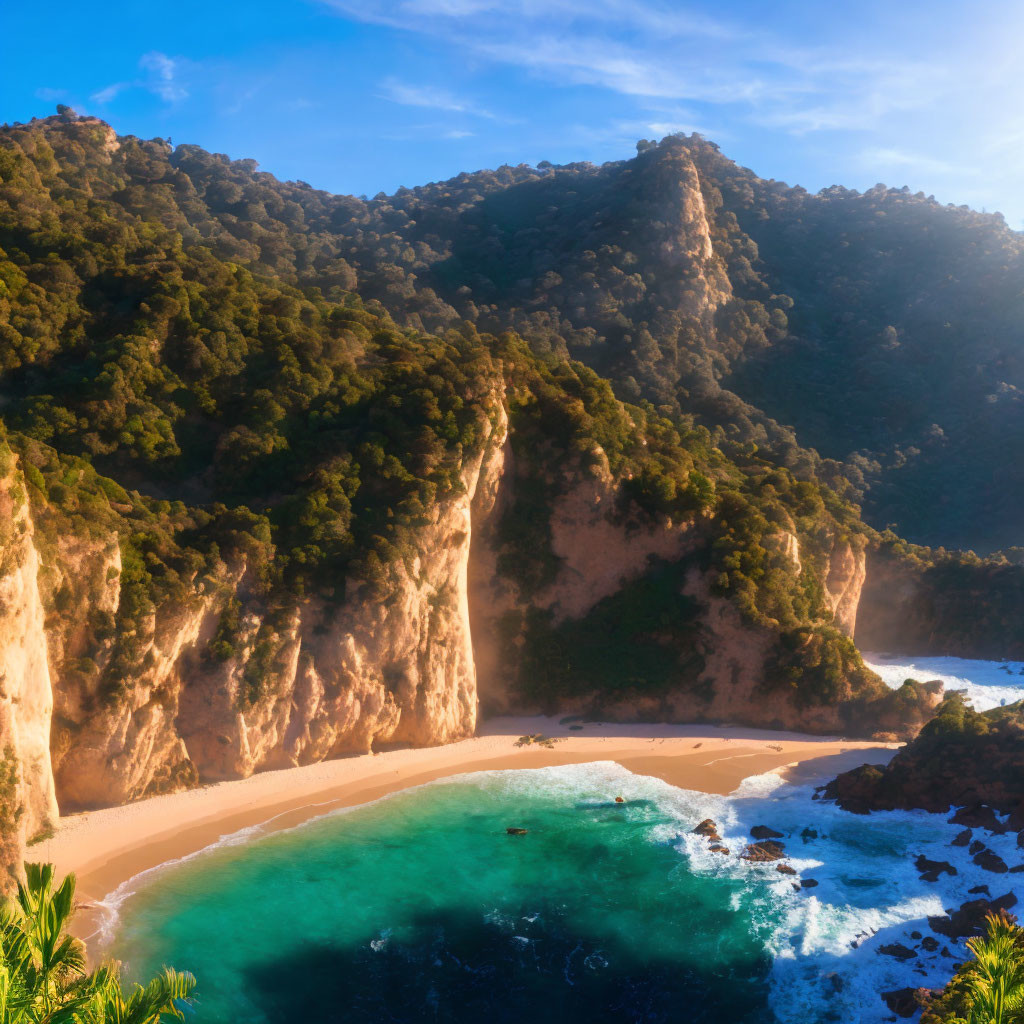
[2, 109, 968, 873]
[47, 117, 1017, 553]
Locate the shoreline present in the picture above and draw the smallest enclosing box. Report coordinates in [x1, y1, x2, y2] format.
[39, 716, 899, 951]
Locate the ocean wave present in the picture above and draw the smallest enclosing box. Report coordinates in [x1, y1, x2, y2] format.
[864, 652, 1024, 711]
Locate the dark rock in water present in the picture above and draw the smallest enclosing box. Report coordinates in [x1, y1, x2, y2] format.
[920, 936, 940, 952]
[801, 827, 818, 840]
[776, 863, 797, 875]
[614, 796, 624, 803]
[882, 987, 933, 1018]
[940, 947, 953, 957]
[974, 849, 1009, 873]
[951, 804, 1007, 833]
[969, 839, 985, 856]
[1011, 864, 1024, 873]
[801, 878, 819, 888]
[826, 973, 844, 994]
[968, 884, 991, 896]
[910, 931, 922, 940]
[709, 845, 730, 855]
[692, 818, 719, 837]
[1018, 829, 1024, 848]
[506, 827, 528, 835]
[751, 825, 784, 840]
[929, 894, 1018, 938]
[915, 854, 957, 881]
[951, 829, 972, 847]
[878, 943, 917, 961]
[741, 840, 786, 862]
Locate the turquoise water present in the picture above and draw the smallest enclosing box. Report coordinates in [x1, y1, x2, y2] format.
[106, 762, 1022, 1024]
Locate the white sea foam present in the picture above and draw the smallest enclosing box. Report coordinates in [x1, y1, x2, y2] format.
[489, 761, 1022, 1023]
[864, 652, 1024, 711]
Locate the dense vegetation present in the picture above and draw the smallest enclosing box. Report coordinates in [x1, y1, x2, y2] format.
[824, 692, 1024, 814]
[35, 117, 1018, 552]
[0, 110, 931, 722]
[0, 862, 194, 1022]
[922, 912, 1024, 1024]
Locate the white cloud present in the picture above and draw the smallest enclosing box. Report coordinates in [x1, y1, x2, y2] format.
[379, 77, 494, 117]
[139, 51, 188, 103]
[91, 82, 129, 105]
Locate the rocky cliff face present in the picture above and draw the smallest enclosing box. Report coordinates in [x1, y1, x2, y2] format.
[0, 450, 59, 881]
[0, 389, 919, 858]
[43, 403, 509, 811]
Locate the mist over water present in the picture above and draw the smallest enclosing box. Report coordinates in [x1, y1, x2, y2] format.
[108, 755, 1022, 1024]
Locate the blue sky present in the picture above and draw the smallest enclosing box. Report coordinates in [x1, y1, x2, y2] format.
[3, 0, 1023, 225]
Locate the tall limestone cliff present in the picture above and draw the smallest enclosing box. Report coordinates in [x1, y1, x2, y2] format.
[42, 402, 509, 810]
[0, 445, 59, 882]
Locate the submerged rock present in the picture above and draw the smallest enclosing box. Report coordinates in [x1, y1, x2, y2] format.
[951, 829, 972, 847]
[506, 827, 528, 836]
[882, 987, 933, 1018]
[914, 854, 957, 882]
[950, 803, 1007, 833]
[751, 825, 784, 840]
[800, 878, 819, 888]
[929, 893, 1018, 938]
[973, 849, 1009, 873]
[878, 943, 917, 961]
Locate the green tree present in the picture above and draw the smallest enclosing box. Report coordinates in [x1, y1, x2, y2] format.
[0, 863, 195, 1023]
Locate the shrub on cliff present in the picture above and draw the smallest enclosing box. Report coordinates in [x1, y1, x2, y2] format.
[0, 862, 195, 1022]
[921, 911, 1024, 1024]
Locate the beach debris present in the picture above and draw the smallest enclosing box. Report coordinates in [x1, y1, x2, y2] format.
[973, 848, 1009, 873]
[751, 825, 784, 840]
[692, 742, 703, 748]
[929, 893, 1018, 938]
[877, 943, 917, 961]
[767, 744, 783, 751]
[951, 828, 972, 847]
[514, 734, 562, 749]
[506, 827, 528, 835]
[775, 863, 797, 875]
[741, 840, 786, 862]
[914, 854, 957, 881]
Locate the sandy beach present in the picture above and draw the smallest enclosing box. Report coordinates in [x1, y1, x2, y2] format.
[40, 716, 898, 948]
